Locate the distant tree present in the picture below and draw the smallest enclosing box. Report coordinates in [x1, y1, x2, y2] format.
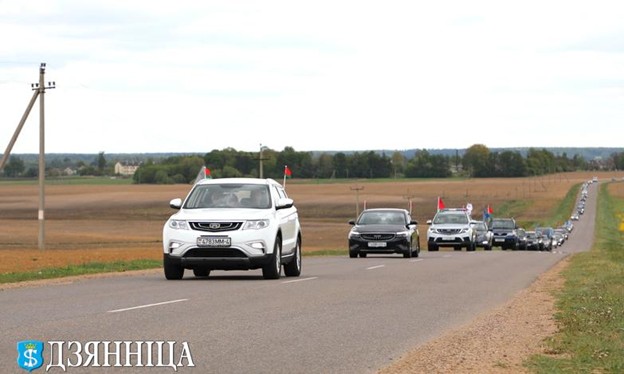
[316, 153, 334, 178]
[526, 148, 556, 175]
[391, 151, 406, 178]
[463, 144, 491, 177]
[405, 150, 451, 178]
[3, 156, 25, 177]
[97, 152, 107, 173]
[333, 153, 348, 178]
[612, 152, 624, 170]
[496, 150, 527, 177]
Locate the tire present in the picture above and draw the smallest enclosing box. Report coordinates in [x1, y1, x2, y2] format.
[263, 237, 282, 279]
[284, 237, 302, 277]
[467, 242, 476, 252]
[403, 247, 412, 258]
[428, 243, 438, 252]
[164, 256, 184, 280]
[484, 244, 492, 251]
[193, 268, 210, 277]
[349, 250, 358, 258]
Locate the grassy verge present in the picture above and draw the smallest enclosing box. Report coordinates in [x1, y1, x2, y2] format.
[0, 259, 161, 284]
[526, 183, 624, 372]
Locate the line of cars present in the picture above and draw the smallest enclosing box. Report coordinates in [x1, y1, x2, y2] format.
[160, 177, 594, 280]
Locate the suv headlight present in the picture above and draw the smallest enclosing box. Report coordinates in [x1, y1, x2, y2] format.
[169, 219, 189, 230]
[348, 230, 361, 239]
[243, 219, 270, 230]
[396, 230, 410, 238]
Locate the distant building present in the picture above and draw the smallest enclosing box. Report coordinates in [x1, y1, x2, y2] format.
[114, 161, 140, 176]
[63, 167, 76, 176]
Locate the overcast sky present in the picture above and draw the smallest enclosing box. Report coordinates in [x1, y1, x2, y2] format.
[1, 0, 623, 154]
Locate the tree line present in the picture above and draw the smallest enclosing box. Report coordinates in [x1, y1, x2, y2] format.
[131, 145, 611, 184]
[2, 145, 621, 183]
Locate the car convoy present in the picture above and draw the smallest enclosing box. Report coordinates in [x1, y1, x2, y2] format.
[161, 177, 596, 278]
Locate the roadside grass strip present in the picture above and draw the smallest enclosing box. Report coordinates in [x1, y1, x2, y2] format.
[526, 183, 624, 373]
[0, 259, 161, 284]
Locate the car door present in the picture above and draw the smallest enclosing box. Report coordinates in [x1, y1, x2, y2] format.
[272, 184, 298, 254]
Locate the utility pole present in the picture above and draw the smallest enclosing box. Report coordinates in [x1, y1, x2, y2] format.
[403, 189, 416, 215]
[37, 63, 55, 249]
[0, 63, 54, 249]
[258, 144, 268, 178]
[350, 185, 364, 218]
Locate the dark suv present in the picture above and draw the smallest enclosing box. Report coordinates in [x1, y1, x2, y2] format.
[490, 218, 519, 250]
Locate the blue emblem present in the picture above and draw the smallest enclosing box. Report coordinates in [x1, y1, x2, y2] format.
[17, 340, 44, 372]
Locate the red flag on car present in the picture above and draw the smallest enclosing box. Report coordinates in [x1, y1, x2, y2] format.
[437, 196, 445, 211]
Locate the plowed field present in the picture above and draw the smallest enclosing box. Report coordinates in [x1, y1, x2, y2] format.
[1, 171, 618, 273]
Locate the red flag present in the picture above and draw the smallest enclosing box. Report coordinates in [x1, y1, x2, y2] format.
[205, 168, 211, 177]
[437, 197, 445, 211]
[487, 204, 493, 214]
[284, 165, 292, 177]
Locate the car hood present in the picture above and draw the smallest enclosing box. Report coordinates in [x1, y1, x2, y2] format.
[431, 224, 469, 230]
[171, 208, 274, 221]
[353, 224, 409, 233]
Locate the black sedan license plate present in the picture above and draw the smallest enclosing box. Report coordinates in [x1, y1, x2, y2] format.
[197, 236, 231, 247]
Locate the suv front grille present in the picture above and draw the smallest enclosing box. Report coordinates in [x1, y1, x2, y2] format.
[190, 221, 242, 232]
[361, 233, 395, 240]
[438, 229, 461, 235]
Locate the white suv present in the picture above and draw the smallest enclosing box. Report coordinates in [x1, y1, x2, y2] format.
[162, 178, 302, 280]
[426, 208, 476, 251]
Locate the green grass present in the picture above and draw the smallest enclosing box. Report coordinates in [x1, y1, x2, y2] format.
[0, 260, 161, 284]
[525, 182, 624, 373]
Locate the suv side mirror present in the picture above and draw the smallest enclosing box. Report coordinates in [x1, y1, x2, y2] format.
[276, 198, 294, 210]
[169, 198, 182, 209]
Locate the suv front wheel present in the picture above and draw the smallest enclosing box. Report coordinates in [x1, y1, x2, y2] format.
[164, 255, 184, 280]
[284, 237, 302, 277]
[263, 237, 282, 280]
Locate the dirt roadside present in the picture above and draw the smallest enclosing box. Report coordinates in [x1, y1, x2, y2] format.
[378, 257, 567, 374]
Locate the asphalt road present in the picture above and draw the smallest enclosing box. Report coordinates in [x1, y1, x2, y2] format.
[1, 182, 597, 373]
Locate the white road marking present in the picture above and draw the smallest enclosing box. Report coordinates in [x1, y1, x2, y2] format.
[367, 265, 386, 270]
[282, 277, 318, 284]
[108, 299, 188, 313]
[410, 259, 424, 263]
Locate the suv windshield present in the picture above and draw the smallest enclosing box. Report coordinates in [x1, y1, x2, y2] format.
[491, 219, 515, 229]
[433, 212, 469, 225]
[184, 184, 271, 209]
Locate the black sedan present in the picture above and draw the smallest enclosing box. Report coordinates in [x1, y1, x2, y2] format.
[348, 208, 420, 258]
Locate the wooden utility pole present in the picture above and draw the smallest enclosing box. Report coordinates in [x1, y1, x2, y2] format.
[258, 144, 268, 178]
[0, 63, 55, 249]
[350, 185, 364, 218]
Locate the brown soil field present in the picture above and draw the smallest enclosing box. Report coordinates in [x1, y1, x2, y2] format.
[0, 171, 620, 274]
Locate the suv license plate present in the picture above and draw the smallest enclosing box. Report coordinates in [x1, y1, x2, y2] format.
[197, 236, 231, 247]
[368, 242, 387, 248]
